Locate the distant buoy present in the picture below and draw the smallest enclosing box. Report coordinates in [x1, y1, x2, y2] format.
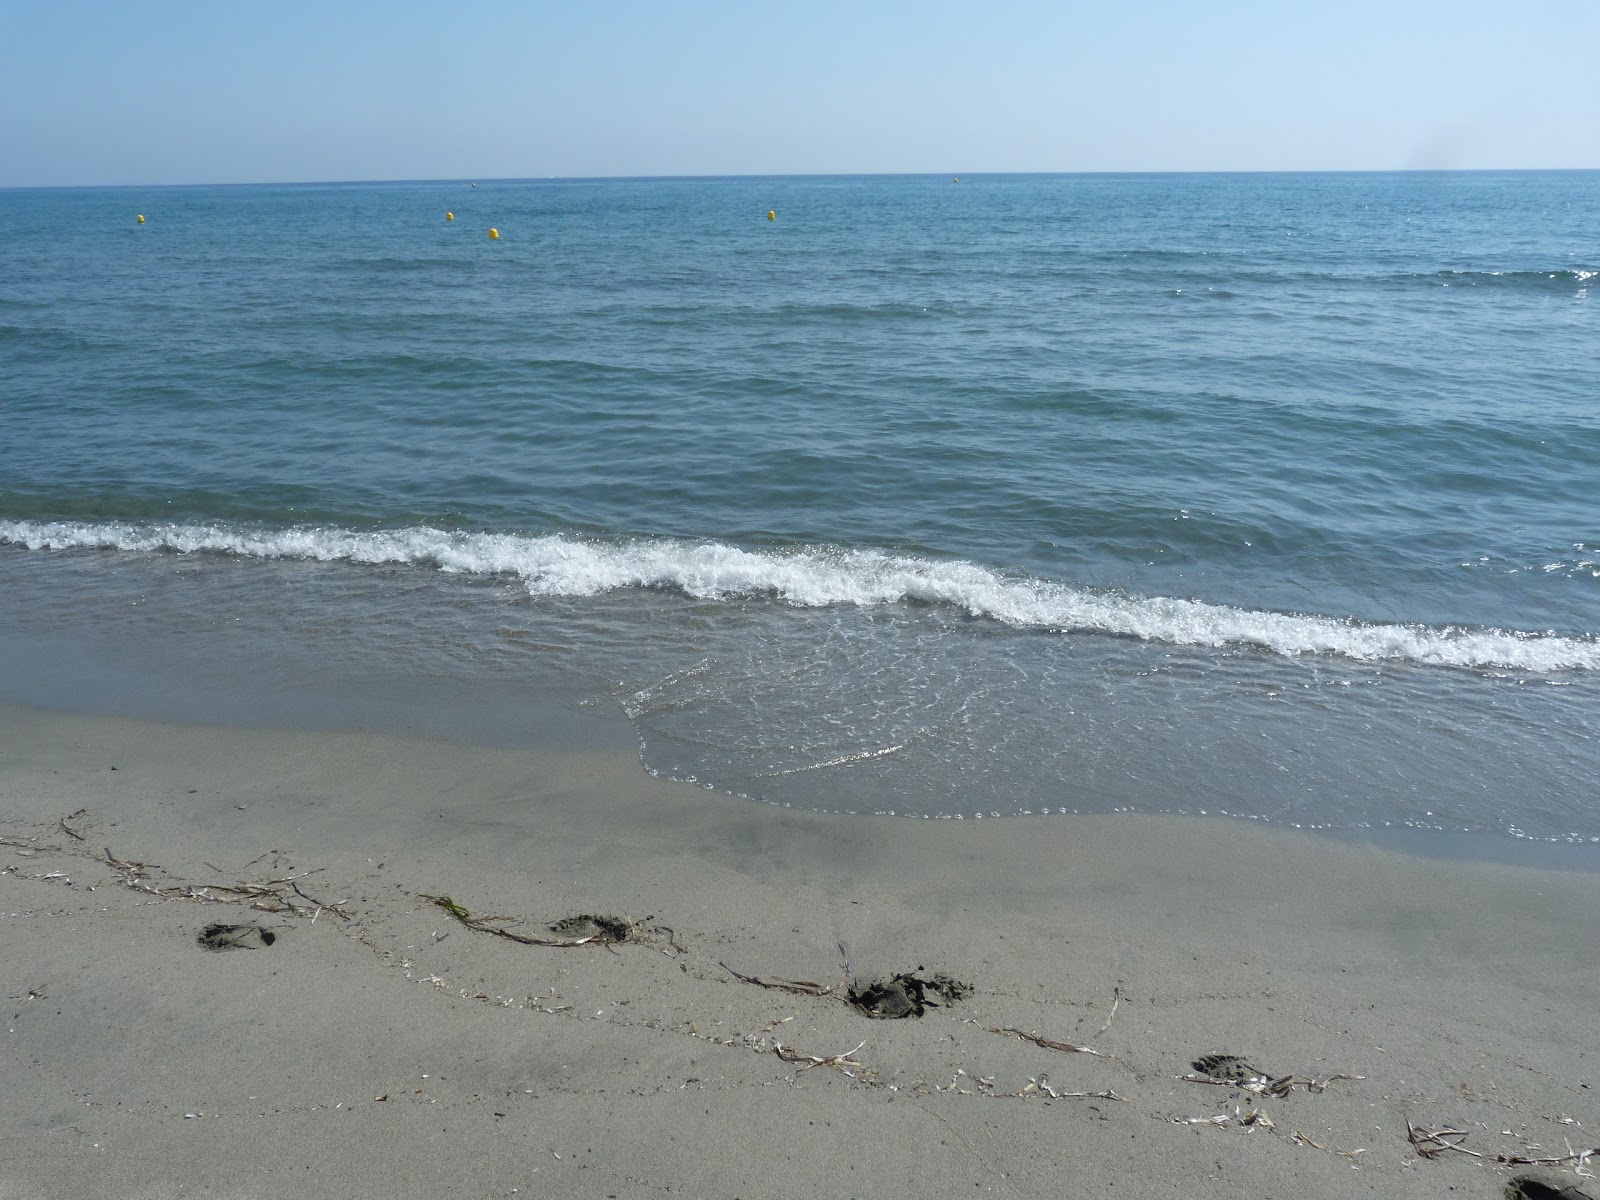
[487, 227, 500, 239]
[766, 210, 776, 221]
[952, 177, 959, 183]
[136, 214, 145, 223]
[471, 182, 478, 188]
[446, 211, 454, 221]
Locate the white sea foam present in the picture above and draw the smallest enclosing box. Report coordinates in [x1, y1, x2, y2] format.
[4, 519, 1596, 672]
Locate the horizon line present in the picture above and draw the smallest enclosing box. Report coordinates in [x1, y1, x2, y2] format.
[5, 166, 1600, 192]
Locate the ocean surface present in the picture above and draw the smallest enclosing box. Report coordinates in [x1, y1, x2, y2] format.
[3, 173, 1598, 852]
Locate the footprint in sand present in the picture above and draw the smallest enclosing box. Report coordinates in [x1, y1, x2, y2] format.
[847, 971, 973, 1019]
[547, 914, 634, 943]
[1508, 1180, 1595, 1200]
[197, 923, 277, 951]
[1191, 1053, 1267, 1082]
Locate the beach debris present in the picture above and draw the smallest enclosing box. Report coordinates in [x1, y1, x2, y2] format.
[1021, 1075, 1129, 1103]
[424, 895, 668, 950]
[1095, 985, 1122, 1036]
[58, 809, 87, 842]
[1166, 1107, 1368, 1158]
[1407, 1118, 1483, 1160]
[1183, 1053, 1360, 1097]
[847, 972, 971, 1019]
[198, 922, 277, 951]
[1496, 1145, 1599, 1175]
[1407, 1121, 1600, 1176]
[719, 942, 851, 997]
[719, 961, 845, 997]
[1171, 1107, 1278, 1131]
[650, 924, 689, 957]
[98, 847, 351, 918]
[773, 1039, 866, 1071]
[993, 1026, 1111, 1058]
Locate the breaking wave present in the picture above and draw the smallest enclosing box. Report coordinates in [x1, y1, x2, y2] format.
[4, 519, 1595, 672]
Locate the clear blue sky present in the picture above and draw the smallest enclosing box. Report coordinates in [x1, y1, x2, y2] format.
[3, 0, 1598, 186]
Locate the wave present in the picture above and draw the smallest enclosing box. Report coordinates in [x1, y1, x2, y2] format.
[3, 519, 1595, 672]
[1425, 267, 1596, 292]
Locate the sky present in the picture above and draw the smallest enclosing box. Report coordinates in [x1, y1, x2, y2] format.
[3, 0, 1598, 187]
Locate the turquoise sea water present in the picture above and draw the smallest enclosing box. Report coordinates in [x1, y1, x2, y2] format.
[2, 173, 1597, 846]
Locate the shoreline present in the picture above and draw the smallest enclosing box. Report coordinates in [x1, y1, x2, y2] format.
[4, 704, 1598, 1198]
[6, 616, 1598, 874]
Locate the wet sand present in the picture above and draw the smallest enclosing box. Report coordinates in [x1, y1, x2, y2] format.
[3, 704, 1597, 1199]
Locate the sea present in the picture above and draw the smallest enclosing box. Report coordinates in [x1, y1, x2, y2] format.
[2, 173, 1597, 859]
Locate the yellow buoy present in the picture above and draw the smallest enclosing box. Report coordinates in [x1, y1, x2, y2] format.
[766, 210, 776, 221]
[136, 214, 145, 223]
[487, 227, 500, 239]
[446, 211, 454, 221]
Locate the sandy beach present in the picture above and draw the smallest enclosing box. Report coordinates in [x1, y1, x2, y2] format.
[3, 703, 1597, 1199]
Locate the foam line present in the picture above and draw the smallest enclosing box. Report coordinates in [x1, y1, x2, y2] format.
[4, 519, 1594, 671]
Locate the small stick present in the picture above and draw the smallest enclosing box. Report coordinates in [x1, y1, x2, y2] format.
[650, 925, 688, 956]
[1406, 1118, 1483, 1159]
[1096, 986, 1121, 1037]
[720, 961, 843, 997]
[290, 880, 337, 910]
[774, 1040, 866, 1070]
[59, 810, 87, 842]
[1031, 1076, 1129, 1102]
[1493, 1144, 1600, 1169]
[992, 1027, 1105, 1056]
[994, 1026, 1135, 1072]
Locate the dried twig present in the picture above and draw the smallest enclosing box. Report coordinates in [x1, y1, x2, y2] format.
[774, 1039, 866, 1071]
[720, 961, 845, 997]
[1492, 1141, 1600, 1172]
[994, 1025, 1136, 1073]
[1096, 986, 1121, 1037]
[424, 895, 628, 947]
[100, 847, 350, 918]
[649, 925, 689, 957]
[991, 1026, 1129, 1071]
[1020, 1075, 1129, 1102]
[59, 810, 87, 842]
[290, 880, 338, 910]
[992, 1027, 1103, 1056]
[1406, 1118, 1483, 1159]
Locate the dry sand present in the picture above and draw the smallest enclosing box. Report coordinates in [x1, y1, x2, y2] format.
[2, 704, 1597, 1199]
